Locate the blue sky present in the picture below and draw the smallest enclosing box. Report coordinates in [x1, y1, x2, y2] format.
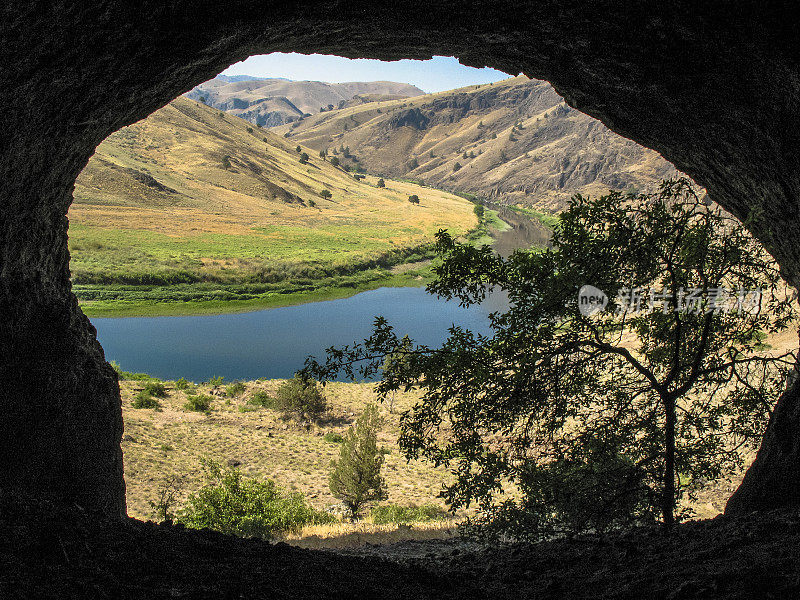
[221, 54, 513, 94]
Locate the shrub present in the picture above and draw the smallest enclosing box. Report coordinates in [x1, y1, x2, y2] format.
[330, 157, 340, 167]
[408, 194, 420, 205]
[143, 381, 168, 397]
[329, 403, 387, 518]
[299, 152, 309, 164]
[320, 189, 332, 199]
[376, 178, 385, 188]
[226, 381, 246, 397]
[206, 375, 225, 387]
[453, 162, 462, 172]
[371, 503, 448, 525]
[175, 377, 194, 391]
[324, 432, 344, 444]
[133, 391, 161, 409]
[178, 459, 334, 539]
[275, 375, 327, 421]
[248, 390, 276, 408]
[184, 394, 213, 413]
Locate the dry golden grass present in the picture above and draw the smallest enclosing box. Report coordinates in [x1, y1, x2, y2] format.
[121, 379, 453, 522]
[281, 520, 459, 550]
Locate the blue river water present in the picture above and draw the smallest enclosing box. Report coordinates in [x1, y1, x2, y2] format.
[93, 286, 507, 382]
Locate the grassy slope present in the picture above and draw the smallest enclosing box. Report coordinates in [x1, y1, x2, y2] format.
[276, 76, 677, 211]
[70, 97, 477, 316]
[120, 379, 454, 523]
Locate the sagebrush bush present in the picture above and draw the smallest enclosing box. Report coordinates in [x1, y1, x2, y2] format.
[133, 390, 161, 409]
[206, 375, 225, 387]
[247, 390, 275, 408]
[226, 381, 246, 397]
[184, 394, 213, 413]
[144, 381, 168, 397]
[275, 375, 327, 421]
[178, 459, 334, 539]
[175, 377, 194, 391]
[324, 432, 344, 444]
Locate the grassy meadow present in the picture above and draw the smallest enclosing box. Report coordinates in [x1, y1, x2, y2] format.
[70, 97, 478, 316]
[120, 376, 458, 533]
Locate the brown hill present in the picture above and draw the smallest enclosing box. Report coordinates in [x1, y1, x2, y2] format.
[185, 77, 424, 127]
[275, 76, 680, 211]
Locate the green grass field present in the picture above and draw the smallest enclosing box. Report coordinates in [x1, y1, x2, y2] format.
[69, 97, 478, 316]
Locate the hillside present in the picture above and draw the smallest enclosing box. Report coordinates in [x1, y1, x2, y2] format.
[185, 77, 424, 127]
[70, 96, 476, 315]
[276, 76, 679, 211]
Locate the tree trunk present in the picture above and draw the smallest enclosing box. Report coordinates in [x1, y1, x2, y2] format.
[663, 395, 677, 528]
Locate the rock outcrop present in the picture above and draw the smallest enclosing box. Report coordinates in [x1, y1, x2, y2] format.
[1, 1, 799, 516]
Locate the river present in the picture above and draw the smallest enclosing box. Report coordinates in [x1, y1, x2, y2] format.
[93, 208, 548, 382]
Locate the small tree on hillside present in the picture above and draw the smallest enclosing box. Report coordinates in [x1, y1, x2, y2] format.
[473, 202, 485, 222]
[320, 189, 332, 199]
[275, 375, 327, 422]
[329, 403, 388, 518]
[299, 152, 309, 164]
[376, 178, 385, 188]
[408, 194, 420, 205]
[330, 156, 340, 167]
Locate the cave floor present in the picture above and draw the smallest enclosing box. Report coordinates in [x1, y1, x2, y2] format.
[1, 493, 798, 599]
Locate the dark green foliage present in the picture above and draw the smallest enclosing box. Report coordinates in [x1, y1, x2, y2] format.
[206, 375, 224, 387]
[408, 158, 419, 169]
[275, 375, 327, 421]
[221, 155, 232, 170]
[226, 381, 246, 397]
[308, 199, 317, 208]
[462, 152, 468, 160]
[246, 127, 253, 134]
[329, 404, 388, 518]
[133, 390, 161, 409]
[376, 178, 385, 188]
[371, 503, 448, 525]
[179, 459, 334, 539]
[247, 390, 276, 408]
[473, 203, 485, 221]
[296, 145, 302, 153]
[324, 432, 345, 444]
[305, 179, 796, 539]
[299, 152, 309, 164]
[184, 394, 213, 413]
[175, 377, 194, 391]
[143, 381, 168, 397]
[198, 96, 207, 104]
[408, 195, 420, 205]
[330, 157, 340, 167]
[453, 162, 462, 172]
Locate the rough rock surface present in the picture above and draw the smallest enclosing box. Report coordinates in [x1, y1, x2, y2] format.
[1, 1, 799, 519]
[1, 492, 798, 599]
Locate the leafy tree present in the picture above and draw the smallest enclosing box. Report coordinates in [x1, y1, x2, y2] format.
[299, 152, 309, 164]
[296, 145, 302, 153]
[376, 178, 385, 188]
[329, 404, 388, 518]
[473, 203, 485, 222]
[330, 156, 340, 167]
[408, 194, 420, 205]
[275, 375, 327, 421]
[304, 179, 796, 539]
[320, 189, 332, 199]
[179, 459, 333, 539]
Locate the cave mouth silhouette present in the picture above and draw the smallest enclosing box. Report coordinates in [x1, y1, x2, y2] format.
[1, 3, 798, 522]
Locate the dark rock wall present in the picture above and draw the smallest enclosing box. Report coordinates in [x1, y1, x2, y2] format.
[1, 1, 798, 515]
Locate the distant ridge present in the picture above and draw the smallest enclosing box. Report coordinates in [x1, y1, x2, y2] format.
[276, 76, 679, 211]
[186, 77, 424, 127]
